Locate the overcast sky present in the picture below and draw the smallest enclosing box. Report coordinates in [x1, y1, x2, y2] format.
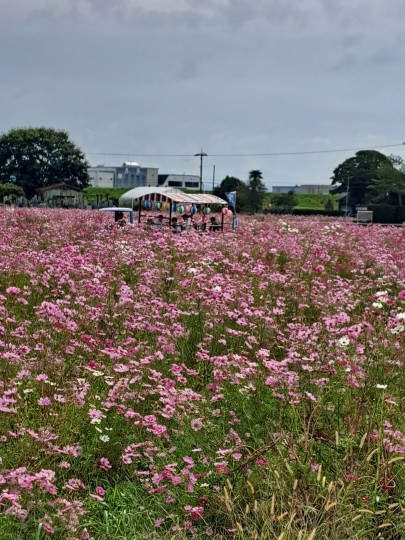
[1, 0, 405, 190]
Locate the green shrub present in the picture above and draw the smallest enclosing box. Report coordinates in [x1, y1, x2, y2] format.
[368, 205, 399, 223]
[397, 206, 405, 223]
[292, 208, 344, 217]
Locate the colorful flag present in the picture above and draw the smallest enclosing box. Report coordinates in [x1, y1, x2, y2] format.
[225, 192, 238, 229]
[225, 191, 236, 208]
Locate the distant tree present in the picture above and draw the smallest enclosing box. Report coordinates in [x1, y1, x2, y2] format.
[0, 182, 25, 200]
[370, 154, 405, 206]
[271, 191, 296, 213]
[247, 170, 266, 212]
[330, 150, 392, 211]
[0, 127, 90, 197]
[214, 176, 250, 212]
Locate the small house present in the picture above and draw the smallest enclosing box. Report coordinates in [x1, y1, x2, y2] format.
[37, 183, 84, 207]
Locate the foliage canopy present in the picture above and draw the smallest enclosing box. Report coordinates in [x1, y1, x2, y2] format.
[330, 150, 392, 209]
[370, 154, 405, 206]
[0, 182, 25, 199]
[0, 127, 90, 197]
[214, 171, 267, 212]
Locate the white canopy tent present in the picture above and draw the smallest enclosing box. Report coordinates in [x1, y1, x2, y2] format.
[118, 187, 183, 208]
[118, 186, 229, 227]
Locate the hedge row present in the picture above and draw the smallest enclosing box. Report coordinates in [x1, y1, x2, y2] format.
[264, 208, 344, 217]
[264, 206, 405, 223]
[368, 205, 405, 224]
[292, 208, 344, 217]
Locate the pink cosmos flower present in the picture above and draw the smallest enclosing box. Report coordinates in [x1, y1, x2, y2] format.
[40, 520, 54, 534]
[183, 456, 195, 467]
[97, 457, 112, 471]
[215, 462, 230, 474]
[185, 505, 204, 521]
[38, 397, 51, 406]
[191, 418, 204, 431]
[63, 478, 87, 491]
[6, 287, 21, 295]
[88, 408, 103, 420]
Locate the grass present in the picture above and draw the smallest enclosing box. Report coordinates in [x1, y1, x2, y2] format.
[1, 211, 405, 539]
[293, 193, 339, 210]
[264, 193, 339, 210]
[83, 187, 130, 204]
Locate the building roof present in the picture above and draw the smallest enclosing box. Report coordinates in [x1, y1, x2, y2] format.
[167, 192, 227, 205]
[119, 186, 227, 207]
[37, 183, 83, 192]
[99, 207, 134, 213]
[119, 187, 183, 202]
[157, 175, 169, 186]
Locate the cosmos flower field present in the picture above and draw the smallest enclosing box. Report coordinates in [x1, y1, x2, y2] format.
[0, 207, 405, 540]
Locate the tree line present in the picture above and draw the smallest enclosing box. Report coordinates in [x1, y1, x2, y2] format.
[330, 150, 405, 211]
[0, 127, 269, 211]
[0, 128, 404, 214]
[213, 171, 267, 213]
[0, 127, 89, 198]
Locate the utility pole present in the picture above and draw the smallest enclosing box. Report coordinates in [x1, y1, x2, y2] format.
[345, 175, 350, 216]
[194, 149, 207, 193]
[212, 165, 215, 192]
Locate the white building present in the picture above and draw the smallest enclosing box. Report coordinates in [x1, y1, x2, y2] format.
[89, 162, 159, 189]
[88, 164, 201, 191]
[298, 184, 331, 195]
[272, 184, 331, 195]
[158, 174, 200, 190]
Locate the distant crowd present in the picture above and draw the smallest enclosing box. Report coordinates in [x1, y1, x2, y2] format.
[115, 211, 222, 232]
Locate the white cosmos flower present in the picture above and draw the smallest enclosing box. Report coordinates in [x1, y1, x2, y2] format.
[338, 337, 350, 347]
[396, 312, 405, 320]
[391, 325, 404, 334]
[372, 302, 383, 309]
[375, 291, 388, 297]
[375, 384, 387, 390]
[99, 435, 110, 442]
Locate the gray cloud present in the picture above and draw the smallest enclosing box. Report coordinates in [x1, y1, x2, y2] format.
[1, 1, 405, 188]
[2, 0, 405, 36]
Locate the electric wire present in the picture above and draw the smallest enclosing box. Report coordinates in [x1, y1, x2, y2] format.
[85, 142, 405, 158]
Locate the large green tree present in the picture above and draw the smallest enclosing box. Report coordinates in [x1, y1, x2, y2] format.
[213, 176, 250, 211]
[330, 150, 392, 210]
[370, 154, 405, 206]
[0, 127, 90, 197]
[271, 190, 297, 212]
[0, 182, 25, 199]
[247, 169, 266, 212]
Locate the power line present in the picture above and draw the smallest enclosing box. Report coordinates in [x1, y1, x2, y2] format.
[209, 143, 405, 157]
[87, 152, 191, 157]
[85, 142, 405, 159]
